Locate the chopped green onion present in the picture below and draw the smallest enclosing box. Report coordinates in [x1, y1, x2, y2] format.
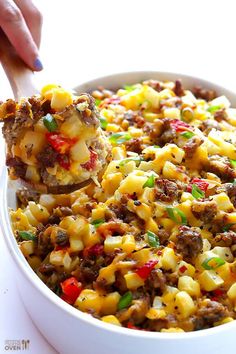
[119, 156, 143, 167]
[18, 231, 36, 241]
[91, 219, 105, 229]
[153, 145, 160, 148]
[181, 107, 194, 122]
[230, 159, 236, 168]
[207, 105, 222, 113]
[233, 179, 236, 186]
[147, 230, 160, 247]
[95, 99, 102, 106]
[124, 85, 136, 92]
[143, 174, 155, 188]
[109, 132, 132, 145]
[192, 184, 205, 199]
[166, 207, 187, 225]
[99, 117, 108, 129]
[118, 291, 133, 310]
[222, 223, 236, 232]
[181, 131, 195, 139]
[202, 257, 225, 270]
[43, 114, 58, 132]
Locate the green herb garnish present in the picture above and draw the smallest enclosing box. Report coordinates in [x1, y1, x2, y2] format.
[118, 291, 133, 310]
[207, 105, 222, 113]
[222, 223, 236, 232]
[109, 132, 132, 145]
[43, 114, 58, 132]
[202, 257, 225, 270]
[230, 159, 236, 168]
[147, 231, 160, 247]
[166, 207, 187, 225]
[95, 99, 102, 106]
[119, 157, 143, 167]
[181, 131, 195, 139]
[124, 85, 136, 92]
[192, 184, 205, 199]
[143, 175, 155, 188]
[99, 117, 108, 129]
[91, 219, 105, 229]
[18, 231, 36, 241]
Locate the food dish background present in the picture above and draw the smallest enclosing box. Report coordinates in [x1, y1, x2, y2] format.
[1, 0, 236, 353]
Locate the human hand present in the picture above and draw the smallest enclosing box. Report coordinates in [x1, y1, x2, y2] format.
[0, 0, 43, 71]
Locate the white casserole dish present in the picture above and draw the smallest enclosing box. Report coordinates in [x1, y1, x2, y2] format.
[0, 71, 236, 354]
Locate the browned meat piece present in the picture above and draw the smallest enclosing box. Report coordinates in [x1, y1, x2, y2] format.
[158, 118, 176, 146]
[143, 120, 164, 141]
[214, 109, 228, 122]
[147, 314, 178, 331]
[125, 138, 143, 153]
[193, 300, 229, 330]
[173, 80, 184, 97]
[54, 229, 69, 246]
[191, 199, 218, 223]
[214, 231, 236, 246]
[176, 226, 203, 262]
[6, 155, 26, 179]
[78, 259, 100, 283]
[193, 86, 217, 101]
[37, 228, 53, 257]
[205, 155, 236, 182]
[16, 187, 40, 207]
[28, 96, 44, 119]
[75, 94, 99, 126]
[183, 135, 203, 159]
[38, 263, 55, 275]
[157, 229, 170, 245]
[123, 110, 145, 128]
[145, 268, 166, 292]
[154, 179, 178, 202]
[143, 79, 164, 92]
[36, 145, 59, 168]
[199, 119, 221, 134]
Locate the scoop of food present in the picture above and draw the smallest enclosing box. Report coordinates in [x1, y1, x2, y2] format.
[0, 85, 109, 193]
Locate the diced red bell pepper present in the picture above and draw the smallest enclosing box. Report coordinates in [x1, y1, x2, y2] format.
[187, 178, 209, 193]
[60, 277, 82, 304]
[170, 119, 191, 132]
[46, 133, 76, 154]
[179, 265, 187, 273]
[57, 154, 70, 170]
[81, 149, 98, 171]
[136, 260, 158, 279]
[83, 244, 104, 258]
[127, 322, 140, 330]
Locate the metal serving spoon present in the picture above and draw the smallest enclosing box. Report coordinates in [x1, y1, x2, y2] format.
[0, 31, 93, 194]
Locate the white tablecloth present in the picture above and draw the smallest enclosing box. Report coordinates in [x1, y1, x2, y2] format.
[1, 1, 236, 353]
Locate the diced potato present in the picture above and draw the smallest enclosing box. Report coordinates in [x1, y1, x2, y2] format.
[101, 173, 123, 196]
[70, 140, 90, 163]
[178, 276, 201, 297]
[69, 238, 84, 252]
[20, 240, 34, 257]
[49, 250, 72, 270]
[161, 247, 178, 271]
[118, 174, 147, 195]
[101, 292, 121, 315]
[75, 289, 102, 314]
[212, 246, 234, 262]
[227, 283, 236, 300]
[39, 194, 56, 212]
[28, 202, 50, 223]
[19, 131, 46, 165]
[198, 270, 224, 291]
[146, 308, 166, 320]
[162, 286, 179, 305]
[177, 261, 195, 277]
[51, 88, 73, 111]
[175, 291, 196, 318]
[209, 95, 230, 109]
[161, 328, 185, 333]
[121, 234, 136, 254]
[145, 218, 159, 234]
[25, 166, 40, 183]
[101, 315, 121, 326]
[212, 193, 234, 212]
[41, 83, 59, 99]
[208, 130, 236, 160]
[132, 249, 152, 265]
[135, 203, 152, 221]
[162, 161, 187, 182]
[163, 107, 181, 119]
[124, 272, 144, 290]
[98, 264, 116, 285]
[91, 206, 106, 221]
[104, 236, 122, 254]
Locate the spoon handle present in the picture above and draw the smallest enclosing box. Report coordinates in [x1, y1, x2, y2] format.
[0, 30, 38, 100]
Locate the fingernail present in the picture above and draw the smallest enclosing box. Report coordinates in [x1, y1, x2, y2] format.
[34, 57, 43, 71]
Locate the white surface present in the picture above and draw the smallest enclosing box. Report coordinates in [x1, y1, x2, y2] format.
[1, 1, 236, 353]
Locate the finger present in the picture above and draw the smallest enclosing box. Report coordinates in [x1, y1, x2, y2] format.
[14, 0, 43, 48]
[0, 0, 43, 71]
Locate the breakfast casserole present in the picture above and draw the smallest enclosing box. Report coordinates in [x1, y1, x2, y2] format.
[2, 79, 236, 332]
